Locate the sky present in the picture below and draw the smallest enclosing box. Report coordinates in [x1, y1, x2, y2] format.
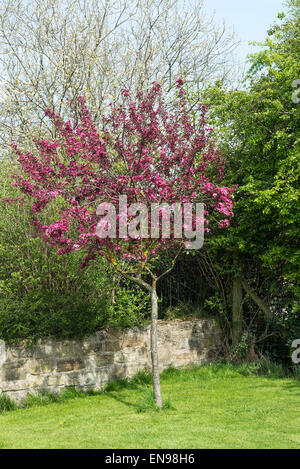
[203, 0, 287, 67]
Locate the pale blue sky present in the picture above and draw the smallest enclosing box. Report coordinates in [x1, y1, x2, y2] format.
[203, 0, 286, 66]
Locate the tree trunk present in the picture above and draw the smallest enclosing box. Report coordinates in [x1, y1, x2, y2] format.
[150, 282, 163, 408]
[241, 278, 272, 319]
[232, 278, 243, 346]
[111, 274, 116, 305]
[126, 274, 163, 408]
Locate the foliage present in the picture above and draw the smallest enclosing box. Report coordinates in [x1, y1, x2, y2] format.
[201, 3, 300, 283]
[193, 1, 300, 362]
[107, 283, 151, 328]
[230, 332, 256, 362]
[0, 291, 105, 344]
[262, 300, 300, 364]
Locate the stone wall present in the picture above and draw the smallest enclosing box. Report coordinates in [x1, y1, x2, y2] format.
[0, 319, 221, 402]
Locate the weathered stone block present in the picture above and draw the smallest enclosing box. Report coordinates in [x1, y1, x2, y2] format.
[174, 351, 196, 363]
[2, 360, 27, 382]
[4, 390, 27, 403]
[5, 344, 34, 360]
[113, 351, 127, 364]
[33, 343, 54, 359]
[123, 332, 146, 348]
[157, 346, 173, 363]
[110, 364, 128, 379]
[26, 374, 48, 388]
[64, 371, 83, 386]
[178, 338, 189, 349]
[83, 342, 103, 354]
[82, 333, 105, 354]
[107, 329, 124, 340]
[46, 374, 68, 387]
[53, 341, 83, 358]
[94, 353, 115, 367]
[0, 379, 28, 391]
[56, 358, 84, 372]
[104, 340, 122, 352]
[198, 335, 219, 348]
[29, 358, 56, 375]
[188, 338, 203, 351]
[120, 346, 148, 363]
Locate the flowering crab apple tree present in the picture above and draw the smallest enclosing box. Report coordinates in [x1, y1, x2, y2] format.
[11, 79, 235, 407]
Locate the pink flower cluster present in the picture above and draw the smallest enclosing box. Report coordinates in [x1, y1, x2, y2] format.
[11, 80, 235, 267]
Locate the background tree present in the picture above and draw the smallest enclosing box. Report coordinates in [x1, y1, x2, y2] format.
[198, 0, 300, 359]
[0, 0, 239, 157]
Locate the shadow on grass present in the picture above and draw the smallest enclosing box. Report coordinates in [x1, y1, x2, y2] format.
[106, 385, 175, 413]
[106, 390, 141, 410]
[281, 380, 300, 395]
[240, 379, 300, 399]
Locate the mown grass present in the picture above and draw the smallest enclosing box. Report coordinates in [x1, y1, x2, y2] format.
[0, 363, 299, 449]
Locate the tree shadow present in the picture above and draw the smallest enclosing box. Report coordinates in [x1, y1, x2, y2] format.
[243, 379, 300, 396]
[281, 380, 300, 394]
[105, 389, 142, 410]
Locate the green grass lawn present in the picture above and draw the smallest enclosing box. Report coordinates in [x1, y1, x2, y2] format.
[0, 364, 299, 449]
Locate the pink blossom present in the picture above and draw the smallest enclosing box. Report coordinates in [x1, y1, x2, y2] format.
[10, 81, 235, 268]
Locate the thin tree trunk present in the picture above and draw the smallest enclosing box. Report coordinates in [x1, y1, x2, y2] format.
[232, 277, 243, 346]
[127, 263, 183, 409]
[150, 282, 163, 408]
[111, 274, 116, 305]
